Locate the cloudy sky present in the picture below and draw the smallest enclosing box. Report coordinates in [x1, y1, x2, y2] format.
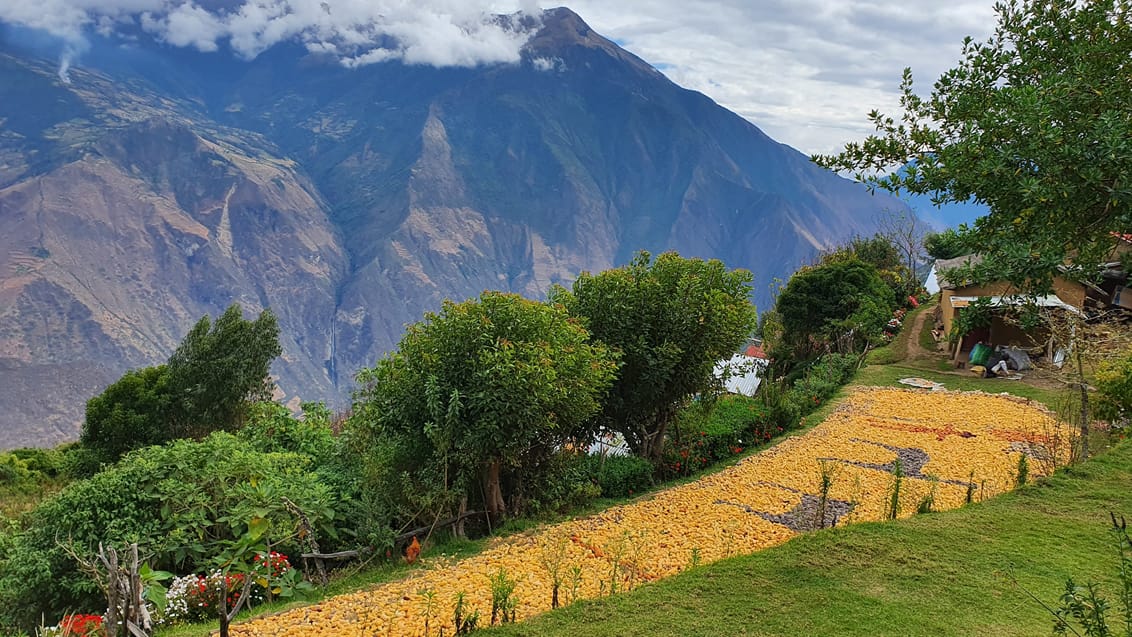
[0, 0, 1000, 155]
[568, 0, 999, 155]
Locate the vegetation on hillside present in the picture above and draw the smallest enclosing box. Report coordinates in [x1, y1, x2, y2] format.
[350, 291, 618, 526]
[229, 387, 1069, 637]
[550, 251, 758, 461]
[3, 3, 1132, 633]
[80, 304, 281, 466]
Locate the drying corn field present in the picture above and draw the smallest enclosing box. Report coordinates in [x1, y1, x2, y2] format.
[232, 387, 1070, 637]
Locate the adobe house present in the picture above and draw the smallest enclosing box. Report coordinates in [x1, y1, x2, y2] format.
[935, 255, 1087, 362]
[937, 237, 1131, 363]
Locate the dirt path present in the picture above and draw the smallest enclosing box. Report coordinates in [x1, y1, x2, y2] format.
[904, 303, 937, 361]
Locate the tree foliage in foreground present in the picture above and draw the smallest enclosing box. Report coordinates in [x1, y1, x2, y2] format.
[351, 291, 617, 522]
[551, 251, 757, 462]
[79, 304, 281, 463]
[815, 0, 1132, 293]
[821, 234, 916, 303]
[165, 304, 282, 439]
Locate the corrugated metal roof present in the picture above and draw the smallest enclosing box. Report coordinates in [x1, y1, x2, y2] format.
[714, 354, 765, 397]
[948, 294, 1082, 314]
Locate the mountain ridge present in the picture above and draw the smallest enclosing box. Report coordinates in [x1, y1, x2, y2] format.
[0, 7, 909, 448]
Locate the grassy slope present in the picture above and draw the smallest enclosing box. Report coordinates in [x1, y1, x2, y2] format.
[176, 300, 1104, 637]
[482, 301, 1118, 637]
[488, 441, 1130, 637]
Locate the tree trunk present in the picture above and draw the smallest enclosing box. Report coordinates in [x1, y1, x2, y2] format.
[103, 547, 120, 637]
[644, 418, 670, 463]
[219, 602, 230, 637]
[482, 460, 506, 524]
[1078, 347, 1089, 460]
[454, 495, 468, 539]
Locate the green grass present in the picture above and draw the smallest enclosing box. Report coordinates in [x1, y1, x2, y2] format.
[918, 308, 940, 353]
[486, 439, 1132, 637]
[0, 479, 65, 520]
[852, 362, 1062, 408]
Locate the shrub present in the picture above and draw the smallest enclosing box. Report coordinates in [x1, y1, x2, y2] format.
[779, 353, 860, 422]
[660, 395, 782, 478]
[0, 454, 31, 485]
[1095, 345, 1132, 425]
[237, 402, 335, 463]
[757, 353, 859, 436]
[514, 450, 602, 516]
[789, 353, 859, 408]
[57, 443, 109, 480]
[8, 448, 64, 479]
[0, 434, 337, 631]
[710, 395, 765, 433]
[582, 454, 654, 498]
[759, 376, 803, 432]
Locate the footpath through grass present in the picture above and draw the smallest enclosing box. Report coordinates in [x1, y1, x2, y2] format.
[487, 439, 1132, 637]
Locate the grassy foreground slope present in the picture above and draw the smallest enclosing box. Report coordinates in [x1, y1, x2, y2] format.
[489, 440, 1130, 637]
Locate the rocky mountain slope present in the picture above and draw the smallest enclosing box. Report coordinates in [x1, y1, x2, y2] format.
[0, 8, 909, 448]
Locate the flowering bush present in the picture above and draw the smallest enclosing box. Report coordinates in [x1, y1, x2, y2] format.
[253, 551, 291, 579]
[883, 317, 903, 335]
[660, 395, 782, 478]
[159, 552, 293, 625]
[160, 571, 253, 625]
[42, 614, 104, 636]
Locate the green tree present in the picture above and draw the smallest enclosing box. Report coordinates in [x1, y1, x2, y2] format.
[79, 304, 281, 463]
[924, 227, 972, 260]
[551, 251, 757, 462]
[774, 257, 896, 362]
[351, 291, 617, 522]
[822, 234, 915, 302]
[815, 0, 1132, 294]
[166, 304, 282, 439]
[79, 365, 170, 463]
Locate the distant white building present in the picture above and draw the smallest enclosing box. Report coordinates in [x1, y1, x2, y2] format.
[924, 263, 941, 295]
[714, 344, 768, 397]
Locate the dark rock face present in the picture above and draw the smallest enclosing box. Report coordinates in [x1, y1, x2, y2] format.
[0, 9, 908, 448]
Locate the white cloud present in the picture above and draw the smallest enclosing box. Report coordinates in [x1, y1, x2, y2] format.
[0, 0, 542, 66]
[156, 3, 225, 51]
[530, 56, 560, 72]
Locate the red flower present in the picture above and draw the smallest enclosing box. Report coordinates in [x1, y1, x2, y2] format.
[59, 614, 104, 637]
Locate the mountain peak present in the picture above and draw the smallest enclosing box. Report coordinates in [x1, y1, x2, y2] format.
[525, 7, 662, 78]
[536, 7, 595, 42]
